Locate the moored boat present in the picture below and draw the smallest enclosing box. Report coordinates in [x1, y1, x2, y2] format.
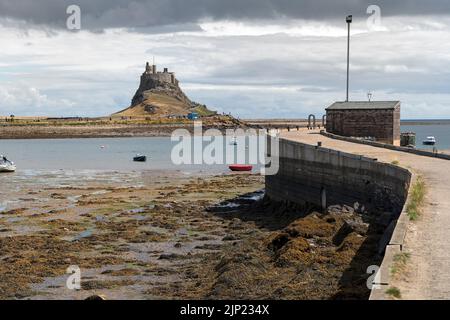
[0, 155, 16, 173]
[423, 136, 436, 146]
[133, 154, 147, 162]
[229, 164, 253, 172]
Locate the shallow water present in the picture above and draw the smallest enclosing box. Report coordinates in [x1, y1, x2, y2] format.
[0, 136, 263, 172]
[0, 136, 264, 207]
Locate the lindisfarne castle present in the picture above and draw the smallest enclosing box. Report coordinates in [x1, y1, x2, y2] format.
[142, 61, 178, 86]
[114, 60, 217, 118]
[130, 61, 186, 107]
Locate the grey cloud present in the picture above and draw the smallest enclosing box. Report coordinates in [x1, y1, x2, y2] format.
[1, 2, 450, 118]
[1, 0, 450, 31]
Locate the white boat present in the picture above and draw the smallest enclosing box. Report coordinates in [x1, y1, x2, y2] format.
[229, 137, 238, 146]
[423, 136, 437, 146]
[0, 156, 16, 173]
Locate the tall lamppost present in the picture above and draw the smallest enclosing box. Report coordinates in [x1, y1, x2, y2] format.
[346, 15, 352, 102]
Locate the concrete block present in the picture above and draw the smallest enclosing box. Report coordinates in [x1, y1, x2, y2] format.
[375, 244, 401, 286]
[389, 214, 408, 248]
[369, 284, 390, 300]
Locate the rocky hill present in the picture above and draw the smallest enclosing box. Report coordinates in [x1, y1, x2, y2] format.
[114, 63, 216, 118]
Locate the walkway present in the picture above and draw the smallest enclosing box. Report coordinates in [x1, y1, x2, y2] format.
[281, 130, 450, 300]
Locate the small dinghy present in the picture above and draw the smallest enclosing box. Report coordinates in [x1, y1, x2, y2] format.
[133, 154, 147, 162]
[0, 155, 16, 173]
[229, 164, 253, 172]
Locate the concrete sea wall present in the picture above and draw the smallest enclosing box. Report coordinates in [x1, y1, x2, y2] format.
[266, 138, 411, 214]
[266, 137, 415, 299]
[321, 131, 450, 161]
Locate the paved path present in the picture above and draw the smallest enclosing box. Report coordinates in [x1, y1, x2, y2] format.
[281, 130, 450, 300]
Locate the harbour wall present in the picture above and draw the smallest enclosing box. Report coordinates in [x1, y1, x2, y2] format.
[320, 131, 450, 161]
[266, 138, 411, 214]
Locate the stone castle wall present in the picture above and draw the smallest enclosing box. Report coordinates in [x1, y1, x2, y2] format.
[130, 64, 188, 107]
[143, 62, 177, 85]
[143, 72, 175, 85]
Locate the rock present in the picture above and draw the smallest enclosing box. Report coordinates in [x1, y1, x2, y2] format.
[158, 253, 186, 260]
[223, 234, 239, 241]
[268, 233, 290, 251]
[336, 232, 364, 252]
[229, 218, 243, 229]
[114, 63, 217, 118]
[195, 243, 222, 250]
[333, 218, 369, 246]
[342, 205, 355, 214]
[173, 242, 182, 248]
[285, 215, 335, 239]
[325, 216, 336, 223]
[85, 295, 106, 300]
[327, 205, 343, 214]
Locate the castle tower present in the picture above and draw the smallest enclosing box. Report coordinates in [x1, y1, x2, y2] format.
[141, 60, 178, 85]
[145, 62, 158, 74]
[152, 56, 156, 74]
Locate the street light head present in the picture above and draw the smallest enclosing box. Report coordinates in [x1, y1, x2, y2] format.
[346, 15, 353, 23]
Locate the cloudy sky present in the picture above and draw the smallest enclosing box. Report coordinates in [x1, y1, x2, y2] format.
[0, 0, 450, 119]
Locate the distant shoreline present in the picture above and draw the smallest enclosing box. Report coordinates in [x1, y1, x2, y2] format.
[0, 124, 177, 139]
[1, 117, 448, 140]
[0, 116, 246, 139]
[244, 118, 450, 126]
[0, 123, 247, 140]
[400, 119, 450, 125]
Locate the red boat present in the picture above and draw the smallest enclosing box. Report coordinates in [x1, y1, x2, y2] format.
[229, 165, 253, 172]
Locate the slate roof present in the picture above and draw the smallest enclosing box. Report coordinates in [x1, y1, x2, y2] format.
[326, 101, 400, 110]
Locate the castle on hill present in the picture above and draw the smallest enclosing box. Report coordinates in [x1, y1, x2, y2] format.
[129, 61, 187, 107]
[113, 60, 218, 118]
[142, 62, 179, 86]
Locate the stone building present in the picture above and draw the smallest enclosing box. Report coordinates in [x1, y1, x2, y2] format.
[129, 62, 186, 106]
[143, 62, 178, 86]
[325, 101, 401, 145]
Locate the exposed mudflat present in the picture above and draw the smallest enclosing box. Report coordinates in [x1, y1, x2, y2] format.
[0, 171, 385, 300]
[0, 124, 200, 139]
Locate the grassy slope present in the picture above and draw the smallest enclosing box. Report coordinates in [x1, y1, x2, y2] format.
[192, 104, 217, 117]
[114, 93, 191, 117]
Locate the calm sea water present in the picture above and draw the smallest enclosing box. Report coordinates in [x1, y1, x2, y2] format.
[401, 123, 450, 151]
[0, 136, 263, 173]
[1, 123, 448, 174]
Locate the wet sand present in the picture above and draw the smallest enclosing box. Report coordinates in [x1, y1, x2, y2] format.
[0, 171, 264, 299]
[0, 170, 382, 300]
